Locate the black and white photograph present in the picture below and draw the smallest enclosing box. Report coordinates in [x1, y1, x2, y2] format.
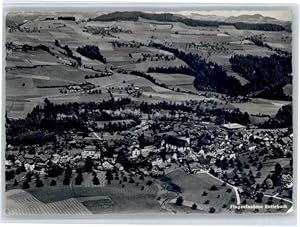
[3, 5, 294, 216]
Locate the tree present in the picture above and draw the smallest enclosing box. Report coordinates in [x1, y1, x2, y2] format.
[129, 178, 135, 183]
[75, 172, 83, 185]
[84, 157, 94, 172]
[13, 179, 18, 186]
[267, 197, 273, 205]
[15, 168, 21, 175]
[210, 185, 218, 191]
[22, 181, 30, 189]
[226, 188, 232, 193]
[63, 176, 70, 185]
[209, 207, 216, 213]
[47, 163, 63, 177]
[36, 178, 44, 187]
[106, 170, 113, 184]
[191, 203, 197, 210]
[77, 45, 106, 63]
[175, 196, 183, 206]
[50, 179, 57, 186]
[255, 192, 264, 203]
[64, 165, 72, 178]
[275, 163, 283, 175]
[93, 176, 100, 185]
[5, 170, 15, 181]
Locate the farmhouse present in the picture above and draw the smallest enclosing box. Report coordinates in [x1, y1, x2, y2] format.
[222, 123, 246, 130]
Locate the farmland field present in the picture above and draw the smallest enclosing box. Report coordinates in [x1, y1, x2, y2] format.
[165, 170, 236, 213]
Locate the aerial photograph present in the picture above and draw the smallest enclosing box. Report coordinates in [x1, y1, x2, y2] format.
[4, 8, 293, 215]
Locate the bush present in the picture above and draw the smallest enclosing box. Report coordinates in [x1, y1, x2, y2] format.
[204, 200, 210, 204]
[202, 191, 208, 196]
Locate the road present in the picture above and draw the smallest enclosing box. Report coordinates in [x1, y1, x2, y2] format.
[205, 171, 241, 205]
[264, 193, 293, 213]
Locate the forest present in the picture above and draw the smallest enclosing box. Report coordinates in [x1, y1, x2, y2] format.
[77, 45, 107, 63]
[230, 54, 292, 93]
[91, 11, 289, 31]
[150, 42, 244, 96]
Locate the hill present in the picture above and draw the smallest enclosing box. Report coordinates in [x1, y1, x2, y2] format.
[91, 11, 288, 32]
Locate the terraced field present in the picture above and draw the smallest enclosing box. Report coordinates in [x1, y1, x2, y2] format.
[6, 189, 92, 215]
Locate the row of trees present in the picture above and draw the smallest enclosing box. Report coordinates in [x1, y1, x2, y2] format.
[147, 65, 195, 76]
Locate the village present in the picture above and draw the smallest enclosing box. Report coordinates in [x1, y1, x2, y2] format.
[5, 99, 293, 213]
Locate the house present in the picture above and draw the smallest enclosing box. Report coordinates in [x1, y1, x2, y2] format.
[115, 163, 124, 171]
[102, 161, 114, 170]
[82, 150, 95, 159]
[151, 158, 163, 166]
[24, 154, 34, 160]
[189, 162, 203, 173]
[279, 137, 292, 145]
[281, 174, 293, 189]
[141, 145, 157, 157]
[150, 166, 164, 177]
[35, 154, 51, 163]
[131, 147, 141, 158]
[16, 155, 25, 163]
[264, 177, 274, 189]
[222, 123, 245, 130]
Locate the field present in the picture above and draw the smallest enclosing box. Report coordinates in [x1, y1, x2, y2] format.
[5, 12, 292, 119]
[6, 171, 163, 215]
[164, 170, 236, 213]
[6, 189, 92, 215]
